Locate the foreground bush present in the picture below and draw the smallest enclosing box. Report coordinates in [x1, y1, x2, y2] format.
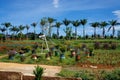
[33, 65, 43, 80]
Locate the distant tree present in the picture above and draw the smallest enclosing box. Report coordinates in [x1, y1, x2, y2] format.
[80, 19, 87, 39]
[64, 27, 72, 39]
[18, 25, 25, 40]
[63, 18, 71, 38]
[0, 27, 6, 34]
[1, 22, 12, 40]
[31, 22, 37, 40]
[0, 27, 6, 42]
[55, 22, 62, 38]
[90, 22, 100, 38]
[72, 20, 81, 39]
[9, 26, 18, 40]
[108, 20, 120, 37]
[48, 17, 56, 38]
[100, 21, 108, 38]
[40, 18, 46, 34]
[117, 30, 120, 39]
[25, 25, 30, 40]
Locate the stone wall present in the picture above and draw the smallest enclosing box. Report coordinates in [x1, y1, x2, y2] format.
[0, 71, 82, 80]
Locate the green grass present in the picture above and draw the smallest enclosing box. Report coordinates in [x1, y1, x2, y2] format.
[57, 68, 120, 80]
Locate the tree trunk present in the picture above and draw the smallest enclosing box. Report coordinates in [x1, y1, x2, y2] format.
[83, 26, 85, 39]
[94, 27, 96, 39]
[57, 28, 59, 39]
[75, 27, 77, 40]
[103, 27, 105, 38]
[113, 26, 115, 37]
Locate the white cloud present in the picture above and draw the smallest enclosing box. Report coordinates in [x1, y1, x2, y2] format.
[112, 10, 120, 22]
[115, 26, 120, 31]
[53, 0, 59, 8]
[113, 10, 120, 18]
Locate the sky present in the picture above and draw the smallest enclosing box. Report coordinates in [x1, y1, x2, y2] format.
[0, 0, 120, 36]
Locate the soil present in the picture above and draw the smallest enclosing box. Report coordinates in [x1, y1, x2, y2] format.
[0, 62, 62, 77]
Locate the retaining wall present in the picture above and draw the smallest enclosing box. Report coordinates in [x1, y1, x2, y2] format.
[0, 71, 82, 80]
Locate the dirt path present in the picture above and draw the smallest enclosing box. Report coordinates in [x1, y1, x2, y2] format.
[0, 62, 62, 77]
[0, 55, 7, 58]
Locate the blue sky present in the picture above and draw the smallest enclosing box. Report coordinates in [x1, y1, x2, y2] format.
[0, 0, 120, 36]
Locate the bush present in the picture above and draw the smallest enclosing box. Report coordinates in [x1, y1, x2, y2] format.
[81, 44, 87, 50]
[111, 43, 117, 50]
[94, 42, 101, 49]
[103, 43, 109, 50]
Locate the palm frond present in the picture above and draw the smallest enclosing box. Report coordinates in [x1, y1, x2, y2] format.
[108, 26, 112, 32]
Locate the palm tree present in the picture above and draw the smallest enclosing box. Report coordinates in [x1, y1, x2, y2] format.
[18, 25, 25, 40]
[31, 22, 37, 34]
[63, 18, 71, 37]
[40, 19, 46, 34]
[31, 22, 37, 40]
[1, 22, 12, 40]
[108, 20, 120, 37]
[72, 20, 81, 39]
[0, 27, 6, 35]
[80, 19, 87, 39]
[100, 21, 108, 38]
[9, 26, 18, 40]
[90, 22, 99, 38]
[0, 27, 6, 42]
[48, 17, 56, 38]
[25, 25, 30, 40]
[55, 22, 62, 38]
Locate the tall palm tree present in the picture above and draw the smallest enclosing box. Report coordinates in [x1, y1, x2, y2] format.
[1, 22, 12, 40]
[48, 17, 56, 38]
[25, 25, 30, 40]
[0, 27, 6, 42]
[40, 19, 46, 34]
[0, 27, 6, 35]
[80, 19, 87, 39]
[63, 18, 71, 37]
[90, 22, 99, 38]
[31, 22, 37, 34]
[31, 22, 37, 40]
[9, 26, 17, 40]
[55, 22, 62, 38]
[18, 25, 25, 40]
[108, 20, 120, 37]
[72, 20, 81, 39]
[100, 21, 108, 38]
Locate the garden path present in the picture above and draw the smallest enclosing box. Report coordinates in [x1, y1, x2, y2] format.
[0, 62, 62, 77]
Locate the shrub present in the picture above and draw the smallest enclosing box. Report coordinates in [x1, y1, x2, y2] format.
[103, 43, 109, 50]
[81, 44, 87, 50]
[111, 43, 117, 50]
[94, 42, 101, 49]
[33, 65, 44, 80]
